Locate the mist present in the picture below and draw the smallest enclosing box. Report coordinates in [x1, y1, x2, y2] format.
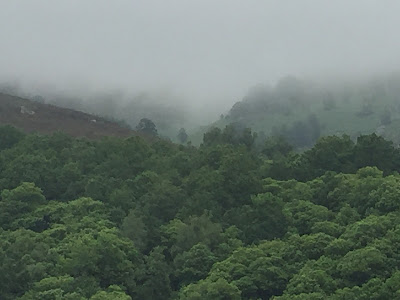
[1, 1, 400, 125]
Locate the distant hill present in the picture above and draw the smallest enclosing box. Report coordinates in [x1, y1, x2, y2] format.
[191, 74, 400, 148]
[0, 83, 195, 142]
[0, 93, 137, 139]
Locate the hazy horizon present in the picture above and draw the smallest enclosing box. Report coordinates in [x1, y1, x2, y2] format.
[1, 1, 400, 119]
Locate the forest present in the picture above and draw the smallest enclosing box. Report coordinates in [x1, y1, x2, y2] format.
[2, 123, 400, 299]
[192, 74, 400, 148]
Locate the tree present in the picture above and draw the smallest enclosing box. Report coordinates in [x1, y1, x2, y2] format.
[202, 127, 223, 147]
[136, 118, 158, 136]
[179, 278, 241, 300]
[58, 228, 140, 294]
[90, 285, 132, 300]
[354, 134, 398, 173]
[202, 124, 256, 148]
[205, 242, 291, 299]
[0, 125, 25, 150]
[177, 128, 188, 144]
[221, 123, 255, 148]
[262, 136, 293, 160]
[283, 259, 337, 296]
[283, 200, 334, 235]
[223, 192, 287, 243]
[162, 213, 223, 258]
[18, 275, 86, 300]
[303, 135, 355, 176]
[337, 247, 387, 285]
[173, 243, 217, 287]
[0, 182, 46, 229]
[136, 246, 172, 300]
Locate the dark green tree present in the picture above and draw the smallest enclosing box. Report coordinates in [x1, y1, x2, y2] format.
[177, 128, 188, 144]
[136, 118, 158, 136]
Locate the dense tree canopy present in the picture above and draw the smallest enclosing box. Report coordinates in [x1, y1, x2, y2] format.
[2, 125, 400, 299]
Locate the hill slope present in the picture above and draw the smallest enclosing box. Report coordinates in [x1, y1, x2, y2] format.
[190, 75, 400, 147]
[0, 93, 135, 139]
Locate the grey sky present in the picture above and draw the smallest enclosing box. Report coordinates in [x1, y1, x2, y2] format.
[1, 1, 400, 112]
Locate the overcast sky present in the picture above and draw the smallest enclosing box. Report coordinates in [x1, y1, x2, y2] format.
[1, 1, 400, 112]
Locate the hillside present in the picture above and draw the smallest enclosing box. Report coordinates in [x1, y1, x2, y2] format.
[0, 93, 135, 139]
[190, 75, 400, 147]
[2, 125, 400, 299]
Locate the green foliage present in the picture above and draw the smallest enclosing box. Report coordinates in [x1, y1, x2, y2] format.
[90, 285, 132, 300]
[135, 118, 158, 136]
[203, 123, 256, 149]
[179, 278, 241, 300]
[262, 135, 293, 160]
[1, 125, 400, 299]
[173, 243, 217, 287]
[0, 125, 25, 150]
[283, 259, 337, 296]
[136, 246, 172, 300]
[162, 213, 223, 257]
[205, 241, 292, 299]
[224, 192, 287, 243]
[304, 135, 355, 175]
[337, 247, 387, 285]
[177, 128, 188, 144]
[194, 74, 400, 149]
[354, 134, 399, 173]
[0, 182, 46, 229]
[284, 200, 334, 235]
[18, 275, 86, 300]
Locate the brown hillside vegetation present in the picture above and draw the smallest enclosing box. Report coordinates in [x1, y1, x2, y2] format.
[0, 93, 137, 139]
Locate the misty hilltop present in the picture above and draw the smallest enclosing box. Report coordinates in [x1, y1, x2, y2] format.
[191, 73, 400, 148]
[5, 72, 400, 150]
[2, 1, 400, 146]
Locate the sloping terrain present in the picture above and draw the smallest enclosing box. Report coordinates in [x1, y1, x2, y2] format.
[0, 93, 136, 138]
[190, 75, 400, 147]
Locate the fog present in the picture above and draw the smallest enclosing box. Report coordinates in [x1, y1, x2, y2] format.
[1, 1, 400, 123]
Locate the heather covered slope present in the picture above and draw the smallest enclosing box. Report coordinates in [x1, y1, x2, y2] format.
[0, 93, 135, 139]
